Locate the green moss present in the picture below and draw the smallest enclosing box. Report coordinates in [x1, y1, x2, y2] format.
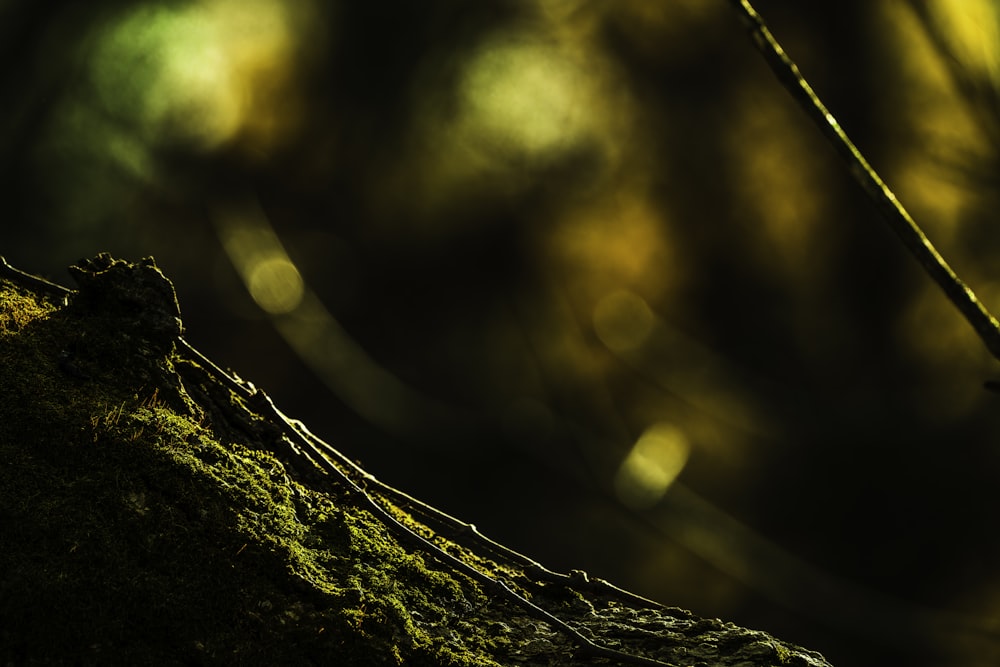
[0, 259, 840, 667]
[0, 275, 502, 666]
[774, 641, 794, 664]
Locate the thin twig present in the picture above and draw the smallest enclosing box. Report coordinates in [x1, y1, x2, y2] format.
[727, 0, 1000, 362]
[0, 255, 674, 665]
[176, 337, 676, 667]
[0, 256, 71, 301]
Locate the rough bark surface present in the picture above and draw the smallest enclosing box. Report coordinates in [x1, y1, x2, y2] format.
[0, 254, 834, 666]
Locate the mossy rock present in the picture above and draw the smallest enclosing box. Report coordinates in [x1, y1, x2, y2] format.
[0, 255, 833, 666]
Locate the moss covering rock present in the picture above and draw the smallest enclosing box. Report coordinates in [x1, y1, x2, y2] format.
[0, 255, 834, 666]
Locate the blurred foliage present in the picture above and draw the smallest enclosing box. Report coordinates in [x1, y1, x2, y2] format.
[4, 0, 1000, 665]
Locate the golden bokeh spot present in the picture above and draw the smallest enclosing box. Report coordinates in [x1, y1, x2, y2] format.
[246, 257, 304, 315]
[593, 290, 654, 353]
[549, 190, 675, 303]
[893, 165, 971, 247]
[929, 0, 1000, 87]
[878, 2, 991, 247]
[725, 84, 827, 279]
[614, 423, 690, 509]
[460, 35, 589, 158]
[90, 0, 305, 153]
[213, 195, 459, 435]
[392, 11, 641, 232]
[214, 197, 305, 314]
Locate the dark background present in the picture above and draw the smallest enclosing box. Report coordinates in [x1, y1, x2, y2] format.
[4, 1, 1000, 664]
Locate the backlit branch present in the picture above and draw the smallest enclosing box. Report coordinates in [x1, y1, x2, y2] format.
[728, 0, 1000, 363]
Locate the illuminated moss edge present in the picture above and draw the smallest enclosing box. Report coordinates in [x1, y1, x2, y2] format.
[0, 266, 833, 666]
[0, 274, 508, 665]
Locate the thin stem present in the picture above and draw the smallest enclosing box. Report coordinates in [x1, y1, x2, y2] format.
[727, 0, 1000, 363]
[0, 256, 71, 301]
[176, 336, 677, 667]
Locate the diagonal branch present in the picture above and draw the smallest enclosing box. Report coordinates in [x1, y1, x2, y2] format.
[727, 0, 1000, 363]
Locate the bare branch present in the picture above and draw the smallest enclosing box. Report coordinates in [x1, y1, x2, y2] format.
[727, 0, 1000, 363]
